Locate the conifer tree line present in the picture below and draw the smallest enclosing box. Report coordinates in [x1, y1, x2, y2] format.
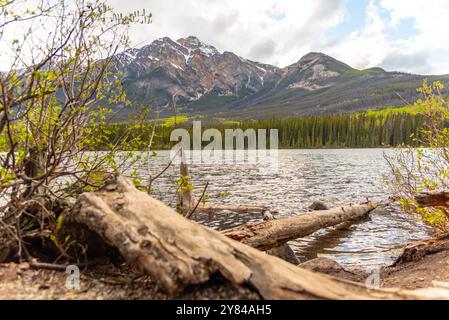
[106, 112, 428, 150]
[235, 112, 426, 148]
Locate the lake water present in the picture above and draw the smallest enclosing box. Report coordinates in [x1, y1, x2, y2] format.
[135, 149, 430, 271]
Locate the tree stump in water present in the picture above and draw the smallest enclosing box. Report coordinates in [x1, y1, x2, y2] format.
[176, 153, 194, 215]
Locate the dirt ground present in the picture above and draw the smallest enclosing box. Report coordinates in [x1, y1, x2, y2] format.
[0, 262, 259, 300]
[381, 250, 449, 290]
[1, 243, 449, 299]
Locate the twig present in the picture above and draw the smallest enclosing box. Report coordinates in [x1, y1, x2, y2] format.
[29, 260, 86, 271]
[394, 91, 412, 107]
[186, 181, 209, 219]
[148, 148, 181, 193]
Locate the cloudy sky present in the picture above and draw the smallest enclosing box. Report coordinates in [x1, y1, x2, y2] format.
[107, 0, 449, 75]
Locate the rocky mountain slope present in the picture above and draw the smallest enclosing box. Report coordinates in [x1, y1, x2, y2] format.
[113, 36, 449, 120]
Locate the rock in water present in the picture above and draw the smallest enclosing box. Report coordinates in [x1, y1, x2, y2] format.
[299, 257, 364, 282]
[309, 201, 329, 211]
[267, 244, 299, 265]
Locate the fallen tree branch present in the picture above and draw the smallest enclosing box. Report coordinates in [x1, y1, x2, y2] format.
[59, 176, 449, 299]
[221, 203, 378, 251]
[29, 261, 79, 271]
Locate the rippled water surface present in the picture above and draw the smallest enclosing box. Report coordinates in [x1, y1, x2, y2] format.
[135, 149, 430, 270]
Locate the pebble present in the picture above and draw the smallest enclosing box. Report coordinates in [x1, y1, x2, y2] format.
[18, 262, 30, 270]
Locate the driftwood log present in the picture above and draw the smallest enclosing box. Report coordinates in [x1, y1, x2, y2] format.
[59, 176, 449, 299]
[222, 203, 377, 251]
[415, 191, 449, 207]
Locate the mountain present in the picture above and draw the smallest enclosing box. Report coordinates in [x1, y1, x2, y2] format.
[114, 36, 278, 110]
[113, 36, 449, 120]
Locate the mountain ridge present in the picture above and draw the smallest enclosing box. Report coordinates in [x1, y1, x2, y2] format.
[113, 36, 449, 120]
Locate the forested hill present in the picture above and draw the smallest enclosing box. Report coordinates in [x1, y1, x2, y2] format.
[106, 110, 426, 149]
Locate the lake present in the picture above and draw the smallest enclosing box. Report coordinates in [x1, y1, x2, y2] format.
[134, 148, 430, 271]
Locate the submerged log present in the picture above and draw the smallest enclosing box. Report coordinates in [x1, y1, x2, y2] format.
[415, 191, 449, 207]
[222, 203, 378, 251]
[60, 176, 449, 299]
[194, 203, 267, 215]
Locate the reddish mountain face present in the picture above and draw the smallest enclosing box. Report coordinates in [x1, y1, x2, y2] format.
[112, 36, 449, 119]
[115, 36, 280, 108]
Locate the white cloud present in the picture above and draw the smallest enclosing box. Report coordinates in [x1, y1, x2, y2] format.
[2, 0, 449, 74]
[328, 0, 449, 74]
[327, 1, 390, 69]
[108, 0, 346, 67]
[381, 0, 449, 74]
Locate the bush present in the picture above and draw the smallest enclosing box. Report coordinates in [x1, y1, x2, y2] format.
[385, 81, 449, 231]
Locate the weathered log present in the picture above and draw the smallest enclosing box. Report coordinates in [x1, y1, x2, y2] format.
[415, 191, 449, 207]
[222, 203, 378, 251]
[60, 176, 449, 299]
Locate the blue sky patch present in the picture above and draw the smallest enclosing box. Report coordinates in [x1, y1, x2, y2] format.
[385, 17, 419, 40]
[325, 0, 369, 42]
[265, 8, 286, 21]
